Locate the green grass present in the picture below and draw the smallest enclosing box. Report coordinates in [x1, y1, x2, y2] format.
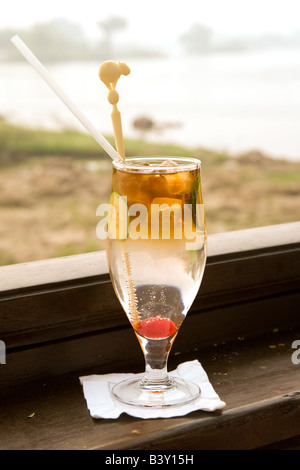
[265, 170, 300, 185]
[0, 119, 107, 160]
[0, 118, 197, 164]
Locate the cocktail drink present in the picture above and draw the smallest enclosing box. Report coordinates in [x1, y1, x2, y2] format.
[106, 156, 207, 407]
[96, 60, 207, 407]
[11, 39, 208, 409]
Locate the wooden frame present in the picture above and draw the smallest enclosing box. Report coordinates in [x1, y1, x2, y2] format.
[0, 222, 299, 449]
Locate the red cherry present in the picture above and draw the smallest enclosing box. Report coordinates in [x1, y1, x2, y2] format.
[137, 317, 177, 339]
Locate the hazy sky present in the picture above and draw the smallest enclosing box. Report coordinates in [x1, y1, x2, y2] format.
[2, 0, 300, 46]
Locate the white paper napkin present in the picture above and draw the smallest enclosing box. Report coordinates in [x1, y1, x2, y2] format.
[79, 360, 226, 419]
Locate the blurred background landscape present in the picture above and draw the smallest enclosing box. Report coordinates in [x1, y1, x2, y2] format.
[0, 0, 299, 265]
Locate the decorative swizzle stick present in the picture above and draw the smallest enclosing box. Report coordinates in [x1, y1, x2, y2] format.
[98, 60, 140, 330]
[98, 61, 130, 159]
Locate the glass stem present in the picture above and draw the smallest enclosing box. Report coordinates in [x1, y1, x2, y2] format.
[139, 337, 175, 390]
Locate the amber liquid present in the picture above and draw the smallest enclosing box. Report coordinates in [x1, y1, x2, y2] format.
[106, 158, 206, 353]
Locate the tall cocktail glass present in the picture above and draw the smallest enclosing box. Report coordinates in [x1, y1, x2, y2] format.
[106, 157, 207, 408]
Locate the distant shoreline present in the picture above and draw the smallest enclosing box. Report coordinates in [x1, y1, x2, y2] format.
[0, 118, 298, 165]
[2, 51, 300, 162]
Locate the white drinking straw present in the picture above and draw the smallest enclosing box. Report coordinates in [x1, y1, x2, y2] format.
[11, 35, 123, 163]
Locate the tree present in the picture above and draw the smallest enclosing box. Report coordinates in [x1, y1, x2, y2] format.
[97, 16, 128, 56]
[24, 19, 87, 61]
[179, 23, 213, 54]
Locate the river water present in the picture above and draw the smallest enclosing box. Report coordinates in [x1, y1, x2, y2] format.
[1, 48, 300, 160]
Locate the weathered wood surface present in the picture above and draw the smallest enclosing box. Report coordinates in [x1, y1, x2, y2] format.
[0, 329, 299, 450]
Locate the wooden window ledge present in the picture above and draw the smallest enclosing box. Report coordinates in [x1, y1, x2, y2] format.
[0, 222, 299, 450]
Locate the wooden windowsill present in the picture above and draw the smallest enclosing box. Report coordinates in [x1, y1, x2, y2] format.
[0, 221, 298, 293]
[0, 222, 299, 450]
[0, 328, 299, 450]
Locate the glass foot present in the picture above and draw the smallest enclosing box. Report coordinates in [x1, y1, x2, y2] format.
[111, 377, 200, 408]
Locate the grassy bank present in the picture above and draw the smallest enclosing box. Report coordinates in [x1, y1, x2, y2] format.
[0, 120, 299, 266]
[0, 118, 193, 163]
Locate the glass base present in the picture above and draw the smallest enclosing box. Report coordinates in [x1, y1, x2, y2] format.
[111, 376, 200, 408]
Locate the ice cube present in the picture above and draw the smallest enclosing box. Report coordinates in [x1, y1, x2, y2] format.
[158, 160, 179, 167]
